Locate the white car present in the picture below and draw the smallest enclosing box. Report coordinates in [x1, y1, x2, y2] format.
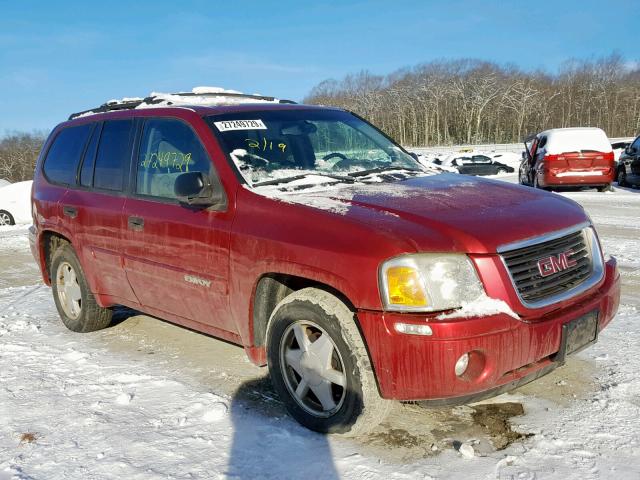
[0, 180, 32, 225]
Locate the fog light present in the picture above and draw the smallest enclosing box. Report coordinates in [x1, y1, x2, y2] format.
[394, 323, 433, 336]
[455, 353, 470, 377]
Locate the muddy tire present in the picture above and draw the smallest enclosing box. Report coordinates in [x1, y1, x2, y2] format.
[266, 288, 391, 435]
[50, 244, 112, 332]
[0, 210, 15, 226]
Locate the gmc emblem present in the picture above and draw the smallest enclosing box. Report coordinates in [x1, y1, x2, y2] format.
[537, 250, 577, 277]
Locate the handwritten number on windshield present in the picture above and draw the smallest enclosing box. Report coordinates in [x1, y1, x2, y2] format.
[245, 138, 286, 153]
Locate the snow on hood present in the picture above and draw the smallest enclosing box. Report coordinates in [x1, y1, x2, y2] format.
[252, 174, 588, 254]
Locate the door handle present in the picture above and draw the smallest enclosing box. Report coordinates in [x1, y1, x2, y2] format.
[63, 206, 77, 218]
[128, 216, 144, 231]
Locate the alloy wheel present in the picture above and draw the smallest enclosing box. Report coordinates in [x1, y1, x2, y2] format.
[279, 320, 347, 418]
[56, 261, 82, 320]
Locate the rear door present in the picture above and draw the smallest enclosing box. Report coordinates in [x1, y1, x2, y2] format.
[39, 123, 93, 235]
[121, 117, 234, 332]
[63, 119, 138, 304]
[472, 155, 494, 175]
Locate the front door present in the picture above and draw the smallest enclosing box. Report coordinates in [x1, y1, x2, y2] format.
[121, 117, 235, 332]
[627, 137, 640, 185]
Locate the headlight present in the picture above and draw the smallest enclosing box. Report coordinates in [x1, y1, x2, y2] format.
[379, 254, 485, 312]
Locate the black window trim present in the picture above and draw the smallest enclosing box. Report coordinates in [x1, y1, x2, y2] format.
[76, 121, 103, 191]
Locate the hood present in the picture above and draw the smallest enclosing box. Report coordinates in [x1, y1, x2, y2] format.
[268, 174, 588, 254]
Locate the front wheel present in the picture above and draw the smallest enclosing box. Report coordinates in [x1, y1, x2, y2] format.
[266, 288, 391, 435]
[51, 244, 113, 332]
[533, 176, 544, 190]
[617, 169, 627, 187]
[0, 210, 15, 226]
[597, 184, 612, 192]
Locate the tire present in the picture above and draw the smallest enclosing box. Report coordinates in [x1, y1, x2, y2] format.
[50, 243, 112, 332]
[266, 288, 391, 435]
[497, 168, 507, 175]
[533, 176, 544, 190]
[597, 184, 612, 192]
[617, 169, 627, 187]
[0, 210, 15, 226]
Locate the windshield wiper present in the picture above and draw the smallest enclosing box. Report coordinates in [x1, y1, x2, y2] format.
[348, 166, 423, 177]
[252, 172, 356, 188]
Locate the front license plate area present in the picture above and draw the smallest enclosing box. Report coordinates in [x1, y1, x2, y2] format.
[554, 310, 599, 363]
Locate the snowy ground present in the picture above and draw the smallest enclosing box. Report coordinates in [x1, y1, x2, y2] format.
[1, 180, 639, 479]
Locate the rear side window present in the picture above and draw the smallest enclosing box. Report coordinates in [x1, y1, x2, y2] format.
[43, 124, 92, 185]
[136, 118, 211, 199]
[94, 120, 134, 191]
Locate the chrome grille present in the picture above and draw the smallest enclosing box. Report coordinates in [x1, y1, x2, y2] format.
[501, 229, 593, 304]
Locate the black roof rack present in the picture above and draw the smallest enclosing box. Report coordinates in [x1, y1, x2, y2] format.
[68, 92, 297, 120]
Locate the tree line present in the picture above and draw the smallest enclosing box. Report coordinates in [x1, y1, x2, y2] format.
[0, 132, 47, 183]
[304, 54, 640, 146]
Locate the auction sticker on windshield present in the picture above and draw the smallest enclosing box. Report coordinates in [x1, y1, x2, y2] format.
[214, 119, 267, 132]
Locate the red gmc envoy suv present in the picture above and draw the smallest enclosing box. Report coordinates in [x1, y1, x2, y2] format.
[30, 91, 621, 434]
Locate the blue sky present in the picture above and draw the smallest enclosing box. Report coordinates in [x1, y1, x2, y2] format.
[1, 0, 638, 134]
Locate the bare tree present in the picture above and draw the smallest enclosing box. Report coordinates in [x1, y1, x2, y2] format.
[305, 54, 640, 146]
[0, 132, 47, 182]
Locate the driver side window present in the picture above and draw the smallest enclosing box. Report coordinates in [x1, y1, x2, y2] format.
[136, 118, 211, 200]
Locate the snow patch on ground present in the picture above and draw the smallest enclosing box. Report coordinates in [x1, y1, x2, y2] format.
[1, 179, 640, 479]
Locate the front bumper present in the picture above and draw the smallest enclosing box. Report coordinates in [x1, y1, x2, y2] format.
[357, 257, 620, 401]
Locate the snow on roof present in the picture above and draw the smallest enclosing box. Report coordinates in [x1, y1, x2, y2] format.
[539, 127, 612, 154]
[136, 87, 280, 109]
[71, 87, 285, 119]
[191, 86, 242, 95]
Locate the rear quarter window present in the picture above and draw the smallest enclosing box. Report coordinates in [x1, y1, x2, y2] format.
[43, 124, 93, 185]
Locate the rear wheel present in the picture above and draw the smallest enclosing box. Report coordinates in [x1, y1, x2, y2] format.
[597, 184, 612, 192]
[0, 210, 15, 226]
[266, 288, 391, 435]
[51, 244, 112, 332]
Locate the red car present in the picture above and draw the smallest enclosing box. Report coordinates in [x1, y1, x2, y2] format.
[30, 92, 620, 434]
[520, 127, 616, 191]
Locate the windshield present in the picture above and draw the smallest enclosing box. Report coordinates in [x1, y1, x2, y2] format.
[207, 109, 422, 186]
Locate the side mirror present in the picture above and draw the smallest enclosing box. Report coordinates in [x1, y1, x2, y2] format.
[409, 152, 419, 161]
[174, 171, 225, 207]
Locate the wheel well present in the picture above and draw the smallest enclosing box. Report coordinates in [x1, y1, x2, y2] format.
[42, 231, 70, 282]
[252, 274, 356, 348]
